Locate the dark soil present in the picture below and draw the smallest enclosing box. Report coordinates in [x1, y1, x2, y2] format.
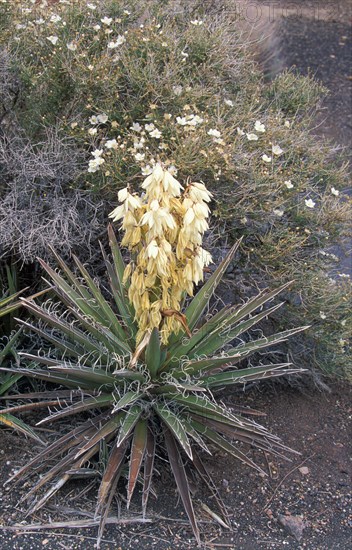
[0, 383, 351, 549]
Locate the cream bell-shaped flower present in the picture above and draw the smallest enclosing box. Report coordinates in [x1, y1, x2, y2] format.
[163, 171, 183, 196]
[146, 240, 159, 259]
[184, 207, 195, 225]
[118, 187, 129, 202]
[189, 182, 213, 203]
[193, 202, 209, 219]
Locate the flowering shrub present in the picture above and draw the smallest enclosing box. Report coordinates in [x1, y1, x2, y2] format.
[0, 0, 350, 376]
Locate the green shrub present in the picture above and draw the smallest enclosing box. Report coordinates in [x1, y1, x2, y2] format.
[0, 0, 350, 377]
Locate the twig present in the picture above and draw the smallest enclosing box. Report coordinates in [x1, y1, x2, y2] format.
[263, 454, 315, 511]
[1, 517, 152, 532]
[205, 544, 236, 548]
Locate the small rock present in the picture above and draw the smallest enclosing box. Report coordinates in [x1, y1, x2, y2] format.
[278, 514, 306, 541]
[299, 466, 310, 476]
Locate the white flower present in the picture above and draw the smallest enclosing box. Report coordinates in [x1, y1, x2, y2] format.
[284, 180, 294, 189]
[134, 153, 145, 162]
[187, 114, 203, 126]
[89, 115, 98, 125]
[47, 35, 59, 45]
[88, 128, 97, 136]
[176, 116, 188, 126]
[273, 209, 284, 217]
[50, 15, 62, 23]
[190, 20, 203, 26]
[133, 139, 145, 150]
[172, 85, 183, 96]
[87, 3, 97, 9]
[107, 35, 126, 48]
[224, 99, 234, 107]
[149, 128, 162, 138]
[130, 122, 142, 132]
[123, 10, 131, 16]
[92, 149, 103, 158]
[331, 187, 339, 196]
[35, 18, 45, 25]
[88, 157, 105, 173]
[284, 120, 290, 128]
[246, 133, 258, 141]
[141, 165, 153, 176]
[207, 129, 221, 138]
[101, 17, 113, 26]
[305, 198, 316, 209]
[237, 127, 245, 136]
[255, 120, 265, 133]
[145, 123, 155, 132]
[105, 139, 118, 149]
[320, 311, 327, 320]
[97, 114, 108, 123]
[272, 144, 283, 156]
[262, 154, 272, 163]
[93, 24, 101, 31]
[66, 42, 77, 51]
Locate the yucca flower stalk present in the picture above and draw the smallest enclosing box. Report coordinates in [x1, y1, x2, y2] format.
[1, 166, 307, 547]
[109, 164, 213, 344]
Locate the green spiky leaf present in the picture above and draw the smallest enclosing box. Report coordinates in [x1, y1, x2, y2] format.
[145, 328, 161, 377]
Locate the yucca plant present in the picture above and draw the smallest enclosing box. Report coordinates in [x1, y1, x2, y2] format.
[0, 282, 30, 436]
[0, 273, 49, 440]
[1, 166, 307, 546]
